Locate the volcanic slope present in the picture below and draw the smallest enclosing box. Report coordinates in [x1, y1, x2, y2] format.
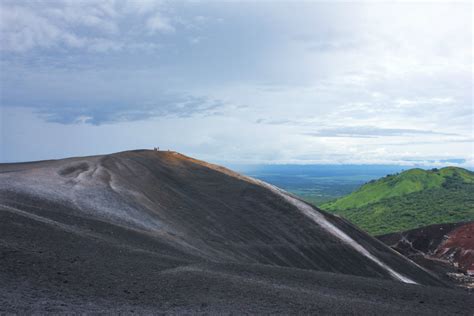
[379, 221, 474, 289]
[0, 150, 472, 314]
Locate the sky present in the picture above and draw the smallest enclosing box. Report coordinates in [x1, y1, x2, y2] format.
[0, 0, 472, 167]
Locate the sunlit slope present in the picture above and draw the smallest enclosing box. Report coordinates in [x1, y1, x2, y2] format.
[322, 167, 474, 235]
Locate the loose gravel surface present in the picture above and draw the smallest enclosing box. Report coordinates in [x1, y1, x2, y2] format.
[1, 150, 472, 314]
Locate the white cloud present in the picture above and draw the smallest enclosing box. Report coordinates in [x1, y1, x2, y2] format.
[0, 0, 175, 52]
[146, 13, 175, 34]
[0, 5, 64, 52]
[122, 0, 163, 15]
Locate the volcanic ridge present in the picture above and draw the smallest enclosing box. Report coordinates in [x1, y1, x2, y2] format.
[0, 150, 472, 313]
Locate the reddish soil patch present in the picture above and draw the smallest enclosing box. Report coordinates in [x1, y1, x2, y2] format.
[435, 222, 474, 272]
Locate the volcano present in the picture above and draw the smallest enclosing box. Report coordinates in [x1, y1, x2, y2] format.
[0, 150, 471, 313]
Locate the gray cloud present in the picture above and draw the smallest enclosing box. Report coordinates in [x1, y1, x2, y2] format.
[33, 94, 228, 125]
[382, 138, 474, 146]
[293, 32, 363, 52]
[255, 118, 294, 125]
[304, 126, 459, 138]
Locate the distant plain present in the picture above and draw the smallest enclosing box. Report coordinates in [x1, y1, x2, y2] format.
[234, 164, 410, 205]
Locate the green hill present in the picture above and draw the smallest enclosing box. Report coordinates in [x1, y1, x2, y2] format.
[321, 167, 474, 235]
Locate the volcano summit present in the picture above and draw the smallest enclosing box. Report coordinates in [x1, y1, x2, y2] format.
[0, 150, 471, 314]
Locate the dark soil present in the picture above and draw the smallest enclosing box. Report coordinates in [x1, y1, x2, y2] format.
[1, 150, 472, 314]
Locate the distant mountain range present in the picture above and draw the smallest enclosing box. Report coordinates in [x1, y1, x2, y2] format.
[321, 167, 474, 235]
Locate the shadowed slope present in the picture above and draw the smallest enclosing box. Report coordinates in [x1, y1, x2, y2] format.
[1, 150, 471, 313]
[379, 221, 474, 289]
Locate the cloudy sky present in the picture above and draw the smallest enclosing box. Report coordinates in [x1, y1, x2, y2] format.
[0, 0, 472, 166]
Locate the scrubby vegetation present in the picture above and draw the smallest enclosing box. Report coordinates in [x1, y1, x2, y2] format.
[321, 167, 474, 235]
